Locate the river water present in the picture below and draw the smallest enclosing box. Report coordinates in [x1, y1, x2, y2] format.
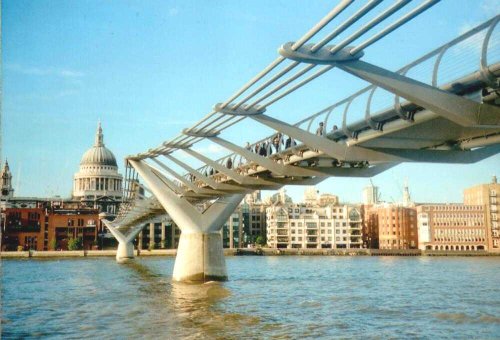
[1, 256, 499, 339]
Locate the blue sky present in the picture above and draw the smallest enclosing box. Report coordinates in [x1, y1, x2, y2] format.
[2, 0, 499, 203]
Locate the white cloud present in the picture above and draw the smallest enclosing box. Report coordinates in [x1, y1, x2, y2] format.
[481, 0, 500, 14]
[193, 143, 225, 155]
[168, 7, 179, 16]
[59, 69, 85, 78]
[5, 63, 85, 78]
[458, 22, 478, 35]
[457, 0, 499, 36]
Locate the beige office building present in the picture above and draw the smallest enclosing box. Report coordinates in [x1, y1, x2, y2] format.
[417, 204, 487, 251]
[463, 176, 500, 252]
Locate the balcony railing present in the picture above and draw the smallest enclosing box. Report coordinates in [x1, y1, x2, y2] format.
[6, 224, 41, 232]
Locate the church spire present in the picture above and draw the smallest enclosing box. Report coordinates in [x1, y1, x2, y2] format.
[1, 158, 14, 199]
[2, 159, 9, 172]
[402, 178, 412, 207]
[95, 120, 104, 147]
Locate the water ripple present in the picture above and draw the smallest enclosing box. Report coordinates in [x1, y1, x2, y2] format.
[2, 256, 500, 338]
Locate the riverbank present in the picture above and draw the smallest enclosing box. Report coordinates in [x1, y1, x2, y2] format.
[1, 248, 499, 258]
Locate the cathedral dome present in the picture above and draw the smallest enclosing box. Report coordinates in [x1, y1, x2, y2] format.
[80, 146, 117, 166]
[73, 121, 123, 205]
[80, 122, 117, 167]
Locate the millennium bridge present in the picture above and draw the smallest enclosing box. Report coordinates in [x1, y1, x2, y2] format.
[102, 1, 500, 282]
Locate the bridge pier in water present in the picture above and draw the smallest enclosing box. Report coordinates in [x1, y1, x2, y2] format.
[129, 159, 244, 283]
[102, 220, 145, 263]
[174, 232, 227, 281]
[116, 241, 135, 263]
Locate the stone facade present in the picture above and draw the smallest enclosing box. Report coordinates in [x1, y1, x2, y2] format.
[417, 204, 487, 251]
[72, 122, 123, 215]
[0, 160, 14, 200]
[463, 176, 500, 252]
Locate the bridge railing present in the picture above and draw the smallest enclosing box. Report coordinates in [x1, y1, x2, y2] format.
[130, 1, 449, 162]
[121, 5, 500, 200]
[295, 15, 500, 135]
[186, 16, 500, 182]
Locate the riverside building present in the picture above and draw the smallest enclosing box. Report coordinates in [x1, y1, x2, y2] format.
[134, 217, 179, 250]
[367, 204, 418, 249]
[2, 206, 100, 251]
[266, 188, 362, 249]
[221, 191, 268, 248]
[362, 182, 418, 250]
[242, 190, 267, 242]
[416, 204, 487, 251]
[463, 176, 500, 252]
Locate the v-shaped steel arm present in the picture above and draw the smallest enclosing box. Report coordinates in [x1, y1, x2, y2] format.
[336, 59, 500, 127]
[129, 159, 244, 233]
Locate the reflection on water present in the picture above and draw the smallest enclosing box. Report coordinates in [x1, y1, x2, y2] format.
[2, 256, 500, 339]
[121, 260, 252, 339]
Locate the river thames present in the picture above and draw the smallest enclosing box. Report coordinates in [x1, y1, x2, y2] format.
[2, 256, 499, 339]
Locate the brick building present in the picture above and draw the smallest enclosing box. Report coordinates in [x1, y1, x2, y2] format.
[1, 206, 100, 251]
[364, 204, 418, 250]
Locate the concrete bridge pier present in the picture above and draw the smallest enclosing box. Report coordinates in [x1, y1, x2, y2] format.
[116, 241, 135, 263]
[102, 220, 145, 263]
[129, 159, 244, 283]
[174, 232, 227, 281]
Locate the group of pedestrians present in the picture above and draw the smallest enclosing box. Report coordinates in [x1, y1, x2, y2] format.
[198, 121, 339, 179]
[316, 121, 339, 136]
[245, 133, 298, 157]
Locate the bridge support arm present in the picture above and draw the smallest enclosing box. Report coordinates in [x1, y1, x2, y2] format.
[129, 159, 244, 282]
[162, 154, 246, 193]
[209, 136, 325, 177]
[249, 114, 406, 162]
[102, 219, 148, 263]
[251, 114, 348, 160]
[183, 149, 277, 187]
[365, 144, 500, 163]
[336, 59, 500, 127]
